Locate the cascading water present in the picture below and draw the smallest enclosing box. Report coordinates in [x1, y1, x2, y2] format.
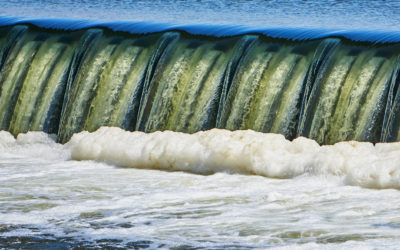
[1, 23, 400, 144]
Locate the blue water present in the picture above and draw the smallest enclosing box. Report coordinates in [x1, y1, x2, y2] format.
[2, 0, 400, 42]
[1, 0, 400, 30]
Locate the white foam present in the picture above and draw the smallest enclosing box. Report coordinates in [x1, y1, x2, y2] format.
[1, 133, 400, 247]
[0, 131, 69, 160]
[66, 127, 400, 189]
[0, 130, 16, 147]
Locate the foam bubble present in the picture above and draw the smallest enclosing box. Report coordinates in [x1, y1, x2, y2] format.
[0, 131, 69, 160]
[66, 127, 400, 189]
[0, 131, 16, 148]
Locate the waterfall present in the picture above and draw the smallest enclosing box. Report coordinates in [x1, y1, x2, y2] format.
[1, 24, 400, 144]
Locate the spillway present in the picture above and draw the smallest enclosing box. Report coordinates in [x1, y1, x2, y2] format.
[1, 21, 400, 144]
[3, 0, 400, 247]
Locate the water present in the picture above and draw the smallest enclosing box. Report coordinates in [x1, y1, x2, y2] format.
[1, 27, 400, 144]
[2, 0, 400, 248]
[1, 130, 400, 248]
[2, 0, 400, 31]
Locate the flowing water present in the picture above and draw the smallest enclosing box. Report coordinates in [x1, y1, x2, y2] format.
[1, 0, 400, 248]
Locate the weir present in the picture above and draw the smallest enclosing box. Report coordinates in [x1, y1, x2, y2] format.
[1, 23, 400, 144]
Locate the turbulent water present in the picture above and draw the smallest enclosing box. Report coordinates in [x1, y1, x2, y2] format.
[2, 129, 400, 248]
[2, 0, 400, 248]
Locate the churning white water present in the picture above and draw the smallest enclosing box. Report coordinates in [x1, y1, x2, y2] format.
[1, 128, 400, 248]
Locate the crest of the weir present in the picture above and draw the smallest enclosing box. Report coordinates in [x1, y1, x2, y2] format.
[1, 24, 400, 144]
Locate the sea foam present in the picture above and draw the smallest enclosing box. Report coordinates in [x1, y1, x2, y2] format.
[66, 127, 400, 190]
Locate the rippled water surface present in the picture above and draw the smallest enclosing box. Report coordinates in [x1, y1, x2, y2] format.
[1, 0, 400, 31]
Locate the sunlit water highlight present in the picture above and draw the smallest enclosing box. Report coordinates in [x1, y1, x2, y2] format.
[1, 129, 400, 248]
